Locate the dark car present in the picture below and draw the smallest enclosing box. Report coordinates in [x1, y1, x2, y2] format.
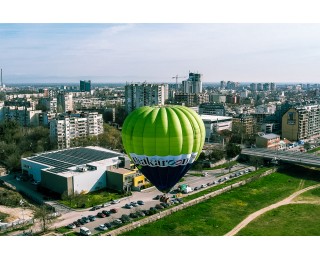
[142, 209, 151, 216]
[91, 205, 101, 211]
[137, 200, 144, 205]
[97, 212, 106, 218]
[155, 204, 164, 210]
[73, 221, 81, 227]
[194, 186, 199, 191]
[88, 215, 96, 221]
[102, 210, 110, 216]
[104, 222, 112, 229]
[160, 202, 169, 208]
[153, 195, 161, 200]
[129, 212, 138, 219]
[110, 208, 118, 213]
[136, 211, 146, 217]
[78, 218, 85, 225]
[121, 214, 131, 223]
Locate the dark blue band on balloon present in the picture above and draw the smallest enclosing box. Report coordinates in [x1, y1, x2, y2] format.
[139, 163, 193, 193]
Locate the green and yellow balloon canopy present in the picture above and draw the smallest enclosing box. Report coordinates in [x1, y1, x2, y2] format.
[122, 105, 205, 193]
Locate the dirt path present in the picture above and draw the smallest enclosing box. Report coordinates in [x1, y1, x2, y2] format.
[225, 183, 320, 236]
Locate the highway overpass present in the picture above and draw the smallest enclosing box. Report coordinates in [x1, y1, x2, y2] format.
[241, 148, 320, 168]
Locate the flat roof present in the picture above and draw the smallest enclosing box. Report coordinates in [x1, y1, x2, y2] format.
[258, 133, 280, 139]
[108, 167, 135, 175]
[200, 115, 232, 122]
[23, 146, 122, 174]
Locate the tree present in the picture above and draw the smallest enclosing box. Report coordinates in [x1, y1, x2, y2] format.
[208, 148, 225, 161]
[226, 143, 242, 160]
[304, 142, 311, 150]
[249, 155, 264, 170]
[33, 205, 55, 233]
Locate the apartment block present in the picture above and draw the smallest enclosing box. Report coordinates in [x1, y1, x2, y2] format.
[50, 112, 104, 149]
[282, 105, 320, 141]
[125, 82, 168, 113]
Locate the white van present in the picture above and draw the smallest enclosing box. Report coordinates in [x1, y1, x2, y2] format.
[80, 227, 92, 236]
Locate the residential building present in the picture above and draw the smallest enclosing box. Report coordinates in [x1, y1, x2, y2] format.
[174, 93, 209, 107]
[125, 82, 168, 113]
[57, 92, 73, 113]
[282, 105, 320, 141]
[232, 114, 256, 136]
[80, 80, 91, 92]
[182, 72, 202, 94]
[1, 106, 42, 126]
[38, 97, 57, 112]
[50, 112, 104, 149]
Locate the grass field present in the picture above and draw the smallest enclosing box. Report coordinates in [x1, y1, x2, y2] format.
[237, 203, 320, 235]
[121, 165, 320, 236]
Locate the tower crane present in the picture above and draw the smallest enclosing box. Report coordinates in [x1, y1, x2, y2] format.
[172, 75, 186, 90]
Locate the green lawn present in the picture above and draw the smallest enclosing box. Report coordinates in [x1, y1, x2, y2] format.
[237, 203, 320, 236]
[121, 166, 320, 236]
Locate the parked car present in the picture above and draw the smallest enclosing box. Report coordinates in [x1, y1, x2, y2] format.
[82, 216, 90, 223]
[104, 222, 112, 229]
[125, 203, 133, 209]
[73, 221, 81, 227]
[160, 202, 169, 208]
[113, 219, 123, 225]
[102, 210, 110, 216]
[137, 200, 144, 205]
[88, 215, 96, 221]
[111, 200, 120, 204]
[129, 212, 138, 218]
[194, 186, 199, 191]
[201, 184, 207, 188]
[136, 211, 146, 217]
[97, 212, 106, 218]
[153, 195, 161, 200]
[101, 203, 111, 207]
[91, 205, 101, 211]
[98, 224, 108, 231]
[155, 204, 164, 210]
[110, 208, 118, 213]
[67, 223, 76, 229]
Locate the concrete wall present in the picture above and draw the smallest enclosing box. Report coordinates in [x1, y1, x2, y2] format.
[21, 159, 49, 181]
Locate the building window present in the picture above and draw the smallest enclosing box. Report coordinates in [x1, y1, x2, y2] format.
[287, 112, 296, 125]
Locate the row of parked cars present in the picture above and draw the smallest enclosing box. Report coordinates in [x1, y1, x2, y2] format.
[192, 168, 253, 191]
[98, 202, 180, 231]
[67, 208, 119, 229]
[124, 200, 144, 209]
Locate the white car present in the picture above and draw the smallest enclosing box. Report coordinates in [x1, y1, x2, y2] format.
[98, 224, 108, 231]
[111, 200, 120, 204]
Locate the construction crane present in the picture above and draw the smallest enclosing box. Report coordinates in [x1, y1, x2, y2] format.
[172, 75, 186, 90]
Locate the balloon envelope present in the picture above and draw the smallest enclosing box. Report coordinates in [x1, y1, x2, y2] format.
[121, 105, 205, 193]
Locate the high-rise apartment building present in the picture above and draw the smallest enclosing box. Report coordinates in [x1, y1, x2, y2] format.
[50, 112, 104, 149]
[125, 82, 168, 113]
[57, 92, 73, 113]
[80, 80, 91, 92]
[282, 105, 320, 141]
[182, 72, 202, 94]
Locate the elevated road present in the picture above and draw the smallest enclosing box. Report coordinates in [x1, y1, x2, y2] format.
[241, 148, 320, 168]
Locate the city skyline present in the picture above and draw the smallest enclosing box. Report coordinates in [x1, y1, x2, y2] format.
[2, 23, 320, 84]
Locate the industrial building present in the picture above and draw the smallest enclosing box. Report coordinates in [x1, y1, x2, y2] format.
[21, 146, 146, 196]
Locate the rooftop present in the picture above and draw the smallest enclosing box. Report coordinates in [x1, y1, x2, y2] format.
[23, 146, 122, 174]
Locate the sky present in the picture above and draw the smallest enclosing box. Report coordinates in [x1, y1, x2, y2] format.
[2, 22, 320, 84]
[2, 0, 320, 84]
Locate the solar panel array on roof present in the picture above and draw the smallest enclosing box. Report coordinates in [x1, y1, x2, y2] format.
[27, 147, 120, 174]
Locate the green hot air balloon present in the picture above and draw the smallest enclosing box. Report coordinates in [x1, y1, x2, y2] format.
[121, 105, 205, 193]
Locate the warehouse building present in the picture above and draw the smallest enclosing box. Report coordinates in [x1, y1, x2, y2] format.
[21, 146, 146, 196]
